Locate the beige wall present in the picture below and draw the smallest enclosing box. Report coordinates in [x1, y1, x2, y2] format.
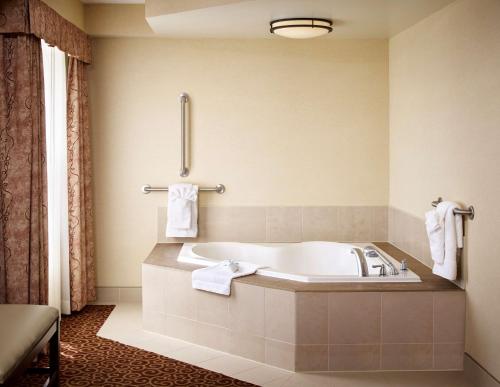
[389, 0, 500, 379]
[89, 38, 389, 287]
[42, 0, 85, 30]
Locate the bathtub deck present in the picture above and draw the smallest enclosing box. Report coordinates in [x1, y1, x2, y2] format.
[143, 242, 462, 292]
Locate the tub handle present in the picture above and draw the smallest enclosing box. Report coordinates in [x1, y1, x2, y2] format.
[351, 248, 369, 277]
[372, 264, 387, 277]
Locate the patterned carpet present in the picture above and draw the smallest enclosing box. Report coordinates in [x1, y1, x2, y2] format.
[18, 305, 257, 387]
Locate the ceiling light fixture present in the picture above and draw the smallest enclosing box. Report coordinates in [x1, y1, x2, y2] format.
[270, 18, 333, 39]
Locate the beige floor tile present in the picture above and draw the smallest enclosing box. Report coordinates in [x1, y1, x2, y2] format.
[197, 355, 261, 376]
[330, 371, 472, 387]
[98, 303, 143, 337]
[329, 372, 389, 387]
[261, 376, 292, 387]
[234, 365, 292, 385]
[380, 371, 471, 387]
[98, 303, 191, 355]
[139, 335, 192, 356]
[286, 372, 335, 387]
[169, 345, 224, 365]
[98, 326, 148, 348]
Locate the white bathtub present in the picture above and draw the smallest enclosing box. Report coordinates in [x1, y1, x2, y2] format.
[178, 242, 420, 283]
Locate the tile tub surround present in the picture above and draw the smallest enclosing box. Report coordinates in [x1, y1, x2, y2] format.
[143, 243, 460, 293]
[157, 206, 388, 243]
[388, 207, 434, 268]
[389, 207, 468, 288]
[142, 244, 465, 371]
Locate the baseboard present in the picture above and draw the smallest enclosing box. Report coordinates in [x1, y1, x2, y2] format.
[464, 353, 500, 387]
[90, 287, 142, 304]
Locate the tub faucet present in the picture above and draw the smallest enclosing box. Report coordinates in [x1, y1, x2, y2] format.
[363, 246, 399, 275]
[372, 264, 387, 276]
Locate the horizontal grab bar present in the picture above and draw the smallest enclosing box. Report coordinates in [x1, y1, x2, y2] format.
[431, 197, 475, 220]
[141, 184, 225, 194]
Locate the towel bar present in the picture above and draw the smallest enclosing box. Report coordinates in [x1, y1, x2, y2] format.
[431, 197, 475, 220]
[141, 184, 225, 194]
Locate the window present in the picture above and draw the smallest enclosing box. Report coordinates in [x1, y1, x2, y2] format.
[42, 40, 71, 314]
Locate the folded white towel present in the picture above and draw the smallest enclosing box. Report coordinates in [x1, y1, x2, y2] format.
[166, 184, 198, 238]
[425, 207, 446, 264]
[192, 260, 262, 296]
[427, 201, 463, 280]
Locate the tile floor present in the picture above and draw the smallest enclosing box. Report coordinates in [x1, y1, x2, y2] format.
[97, 302, 473, 387]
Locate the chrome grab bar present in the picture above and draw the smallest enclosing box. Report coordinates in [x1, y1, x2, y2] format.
[351, 248, 369, 277]
[364, 246, 398, 275]
[432, 197, 474, 220]
[179, 93, 189, 177]
[141, 184, 225, 194]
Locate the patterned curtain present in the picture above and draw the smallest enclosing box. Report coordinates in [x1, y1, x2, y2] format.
[0, 34, 48, 304]
[0, 0, 92, 64]
[67, 57, 96, 311]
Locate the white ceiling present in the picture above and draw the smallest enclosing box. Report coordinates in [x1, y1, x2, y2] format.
[82, 0, 456, 39]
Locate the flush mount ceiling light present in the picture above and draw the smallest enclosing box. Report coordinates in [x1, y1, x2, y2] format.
[270, 18, 333, 39]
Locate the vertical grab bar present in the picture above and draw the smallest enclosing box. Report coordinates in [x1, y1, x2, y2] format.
[179, 93, 189, 177]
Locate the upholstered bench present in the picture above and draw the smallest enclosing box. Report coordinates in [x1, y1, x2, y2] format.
[0, 305, 59, 386]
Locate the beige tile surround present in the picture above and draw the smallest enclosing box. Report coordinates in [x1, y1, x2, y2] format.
[158, 206, 388, 243]
[141, 205, 466, 371]
[388, 207, 433, 268]
[142, 263, 465, 372]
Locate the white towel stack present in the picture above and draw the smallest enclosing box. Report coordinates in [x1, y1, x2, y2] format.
[192, 260, 262, 296]
[425, 201, 463, 280]
[166, 184, 198, 238]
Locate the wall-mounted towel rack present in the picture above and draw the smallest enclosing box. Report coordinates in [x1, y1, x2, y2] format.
[431, 197, 475, 220]
[141, 184, 226, 194]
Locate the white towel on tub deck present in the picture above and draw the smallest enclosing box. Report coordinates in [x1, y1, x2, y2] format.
[166, 184, 198, 238]
[192, 260, 262, 296]
[427, 201, 463, 280]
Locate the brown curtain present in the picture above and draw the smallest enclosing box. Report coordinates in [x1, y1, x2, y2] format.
[0, 0, 92, 64]
[0, 34, 48, 305]
[67, 57, 95, 311]
[28, 0, 92, 64]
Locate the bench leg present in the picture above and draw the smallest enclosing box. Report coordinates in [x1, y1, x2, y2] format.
[46, 322, 60, 387]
